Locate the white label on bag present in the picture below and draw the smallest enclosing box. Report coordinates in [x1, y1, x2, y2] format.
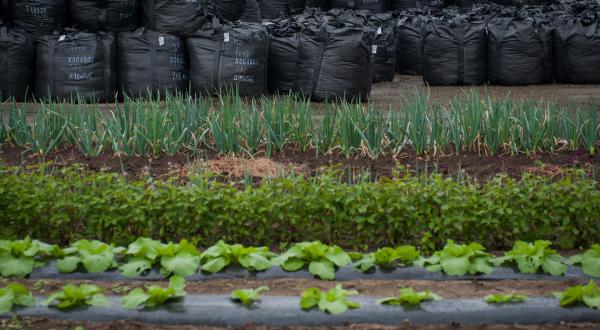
[377, 27, 382, 35]
[224, 33, 230, 42]
[159, 36, 165, 46]
[58, 35, 66, 42]
[372, 45, 378, 54]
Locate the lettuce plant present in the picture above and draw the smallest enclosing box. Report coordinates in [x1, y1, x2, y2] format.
[122, 275, 186, 309]
[416, 240, 497, 276]
[57, 240, 125, 273]
[502, 240, 567, 276]
[272, 241, 351, 280]
[378, 287, 441, 306]
[119, 238, 200, 277]
[300, 284, 360, 314]
[43, 284, 109, 309]
[566, 244, 600, 278]
[200, 241, 276, 273]
[230, 286, 269, 307]
[554, 280, 600, 309]
[484, 293, 527, 304]
[354, 246, 421, 272]
[0, 238, 61, 278]
[0, 283, 35, 314]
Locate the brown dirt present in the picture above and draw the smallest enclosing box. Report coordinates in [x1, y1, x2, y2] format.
[1, 144, 599, 183]
[3, 278, 588, 299]
[2, 318, 600, 330]
[371, 75, 600, 107]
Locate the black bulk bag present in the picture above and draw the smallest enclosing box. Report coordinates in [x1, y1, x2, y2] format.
[68, 0, 141, 33]
[487, 17, 554, 85]
[554, 15, 600, 83]
[258, 0, 289, 19]
[118, 28, 189, 98]
[370, 14, 396, 82]
[422, 17, 487, 85]
[258, 0, 306, 19]
[0, 26, 35, 101]
[305, 0, 330, 9]
[7, 0, 67, 39]
[329, 0, 389, 12]
[142, 0, 246, 36]
[390, 0, 446, 11]
[240, 0, 262, 22]
[295, 22, 375, 101]
[267, 18, 301, 92]
[35, 31, 117, 102]
[394, 12, 427, 74]
[187, 19, 269, 96]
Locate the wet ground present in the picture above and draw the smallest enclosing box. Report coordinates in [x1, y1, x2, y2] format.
[371, 75, 600, 107]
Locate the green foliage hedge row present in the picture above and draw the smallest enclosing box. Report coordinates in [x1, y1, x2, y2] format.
[0, 168, 598, 250]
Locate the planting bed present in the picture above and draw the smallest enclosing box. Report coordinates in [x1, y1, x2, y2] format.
[1, 86, 599, 328]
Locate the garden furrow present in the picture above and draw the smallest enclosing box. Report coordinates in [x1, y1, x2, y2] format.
[3, 296, 600, 326]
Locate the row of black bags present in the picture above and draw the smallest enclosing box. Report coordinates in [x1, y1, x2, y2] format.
[0, 0, 247, 38]
[0, 9, 388, 102]
[0, 19, 272, 102]
[394, 2, 600, 85]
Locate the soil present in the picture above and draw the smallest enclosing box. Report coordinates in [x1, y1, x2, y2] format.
[1, 144, 599, 183]
[2, 318, 600, 330]
[371, 75, 600, 107]
[3, 278, 587, 299]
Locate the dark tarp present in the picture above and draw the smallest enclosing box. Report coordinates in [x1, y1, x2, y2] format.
[142, 0, 246, 36]
[7, 0, 66, 39]
[240, 0, 262, 22]
[487, 17, 554, 85]
[266, 18, 302, 92]
[35, 31, 117, 102]
[68, 0, 140, 33]
[394, 12, 427, 74]
[554, 14, 600, 83]
[422, 17, 487, 85]
[295, 21, 375, 101]
[187, 19, 269, 96]
[118, 28, 189, 98]
[0, 26, 34, 101]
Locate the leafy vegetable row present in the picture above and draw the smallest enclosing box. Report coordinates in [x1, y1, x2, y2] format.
[2, 280, 599, 316]
[2, 238, 599, 280]
[3, 167, 600, 250]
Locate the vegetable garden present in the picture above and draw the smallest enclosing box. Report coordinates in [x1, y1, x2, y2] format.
[1, 86, 600, 329]
[1, 0, 600, 327]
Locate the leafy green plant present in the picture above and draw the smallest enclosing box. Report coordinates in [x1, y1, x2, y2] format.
[2, 167, 600, 251]
[354, 246, 421, 272]
[0, 238, 61, 278]
[42, 284, 109, 309]
[57, 240, 125, 274]
[484, 293, 527, 304]
[378, 287, 441, 306]
[566, 244, 600, 278]
[554, 280, 600, 309]
[416, 240, 497, 276]
[122, 275, 186, 309]
[300, 284, 360, 314]
[273, 241, 351, 280]
[230, 286, 269, 307]
[501, 240, 567, 276]
[119, 238, 200, 278]
[0, 283, 35, 314]
[200, 241, 277, 273]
